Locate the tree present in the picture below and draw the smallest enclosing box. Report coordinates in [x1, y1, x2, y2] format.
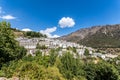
[84, 63, 97, 80]
[95, 62, 119, 80]
[24, 31, 47, 38]
[36, 43, 48, 49]
[84, 48, 89, 56]
[35, 50, 42, 57]
[49, 49, 58, 66]
[84, 61, 119, 80]
[0, 21, 26, 68]
[72, 47, 77, 53]
[59, 52, 85, 79]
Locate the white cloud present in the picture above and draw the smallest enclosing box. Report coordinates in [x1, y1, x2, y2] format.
[42, 27, 57, 33]
[58, 17, 75, 28]
[52, 35, 60, 38]
[40, 27, 60, 38]
[0, 15, 16, 20]
[22, 28, 32, 32]
[0, 7, 16, 20]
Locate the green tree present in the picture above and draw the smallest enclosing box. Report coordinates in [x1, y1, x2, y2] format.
[36, 43, 48, 49]
[72, 47, 77, 53]
[49, 49, 58, 66]
[0, 21, 26, 68]
[84, 62, 119, 80]
[35, 50, 42, 56]
[84, 62, 97, 80]
[24, 31, 47, 38]
[84, 48, 89, 56]
[95, 62, 119, 80]
[59, 52, 85, 79]
[107, 56, 120, 75]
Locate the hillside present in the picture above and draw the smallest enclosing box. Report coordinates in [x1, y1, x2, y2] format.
[60, 24, 120, 48]
[11, 28, 47, 38]
[11, 28, 24, 37]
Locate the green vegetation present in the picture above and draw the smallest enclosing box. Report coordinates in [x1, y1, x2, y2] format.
[84, 62, 119, 80]
[84, 48, 89, 56]
[59, 52, 85, 79]
[1, 49, 119, 80]
[11, 28, 24, 38]
[36, 43, 48, 49]
[80, 31, 120, 48]
[0, 21, 120, 80]
[24, 31, 47, 38]
[0, 21, 26, 68]
[10, 27, 47, 38]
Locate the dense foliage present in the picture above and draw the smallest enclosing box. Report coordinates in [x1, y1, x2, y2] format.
[24, 31, 47, 38]
[36, 43, 48, 49]
[1, 49, 120, 80]
[59, 52, 85, 79]
[0, 21, 26, 68]
[84, 62, 119, 80]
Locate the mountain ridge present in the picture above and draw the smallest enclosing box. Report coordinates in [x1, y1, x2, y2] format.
[59, 24, 120, 48]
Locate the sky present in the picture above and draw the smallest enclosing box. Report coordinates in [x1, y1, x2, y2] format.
[0, 0, 120, 38]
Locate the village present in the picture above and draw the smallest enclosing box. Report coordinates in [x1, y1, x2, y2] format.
[16, 37, 118, 60]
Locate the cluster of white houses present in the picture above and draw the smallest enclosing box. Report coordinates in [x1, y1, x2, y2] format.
[16, 37, 118, 60]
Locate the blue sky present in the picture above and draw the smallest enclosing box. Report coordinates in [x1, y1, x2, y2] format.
[0, 0, 120, 38]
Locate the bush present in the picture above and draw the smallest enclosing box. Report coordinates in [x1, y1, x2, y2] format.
[84, 62, 119, 80]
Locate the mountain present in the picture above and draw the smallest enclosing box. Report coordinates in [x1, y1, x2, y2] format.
[60, 24, 120, 48]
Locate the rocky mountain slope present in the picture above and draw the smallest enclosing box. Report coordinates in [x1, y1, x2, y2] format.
[60, 24, 120, 48]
